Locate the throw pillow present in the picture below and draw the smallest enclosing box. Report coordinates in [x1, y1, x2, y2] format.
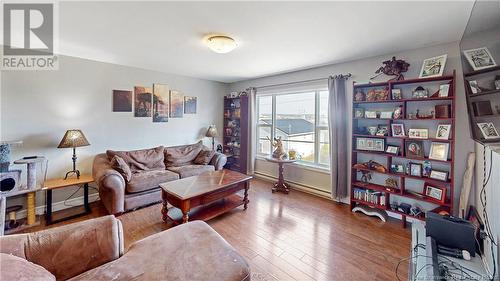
[0, 253, 56, 281]
[110, 155, 132, 182]
[165, 141, 204, 167]
[193, 150, 216, 165]
[106, 146, 165, 171]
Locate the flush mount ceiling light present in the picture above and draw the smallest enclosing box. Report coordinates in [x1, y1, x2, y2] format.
[205, 35, 237, 54]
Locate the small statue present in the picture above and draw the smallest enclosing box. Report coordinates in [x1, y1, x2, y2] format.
[385, 178, 398, 189]
[371, 56, 410, 81]
[267, 137, 287, 160]
[360, 171, 372, 183]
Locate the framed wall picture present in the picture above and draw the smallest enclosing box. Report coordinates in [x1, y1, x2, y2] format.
[477, 122, 500, 139]
[429, 142, 449, 161]
[423, 184, 446, 204]
[112, 90, 133, 112]
[409, 162, 422, 177]
[419, 54, 447, 78]
[391, 123, 405, 137]
[152, 84, 169, 122]
[406, 140, 424, 158]
[435, 124, 451, 140]
[430, 170, 449, 181]
[354, 108, 365, 118]
[386, 145, 399, 155]
[169, 90, 184, 118]
[365, 111, 377, 118]
[184, 96, 197, 114]
[134, 86, 153, 117]
[463, 47, 497, 71]
[408, 128, 429, 139]
[438, 84, 450, 97]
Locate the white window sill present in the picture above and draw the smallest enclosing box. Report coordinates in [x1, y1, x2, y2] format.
[255, 155, 331, 174]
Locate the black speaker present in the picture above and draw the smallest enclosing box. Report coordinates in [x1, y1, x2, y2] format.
[426, 212, 477, 256]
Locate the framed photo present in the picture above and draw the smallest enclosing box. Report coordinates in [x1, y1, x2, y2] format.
[376, 125, 389, 136]
[386, 145, 399, 155]
[438, 84, 450, 97]
[380, 111, 393, 119]
[435, 124, 451, 140]
[354, 108, 365, 118]
[367, 126, 378, 136]
[429, 142, 449, 161]
[423, 160, 432, 177]
[393, 106, 403, 119]
[406, 140, 424, 157]
[391, 123, 405, 137]
[409, 162, 423, 177]
[463, 47, 497, 71]
[391, 164, 405, 174]
[356, 137, 385, 152]
[477, 122, 500, 139]
[430, 170, 449, 181]
[468, 80, 481, 94]
[423, 184, 446, 204]
[408, 128, 429, 139]
[365, 111, 378, 119]
[419, 54, 447, 78]
[392, 89, 402, 100]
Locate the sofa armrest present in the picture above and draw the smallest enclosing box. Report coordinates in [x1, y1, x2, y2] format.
[0, 215, 123, 280]
[210, 152, 227, 170]
[93, 154, 126, 214]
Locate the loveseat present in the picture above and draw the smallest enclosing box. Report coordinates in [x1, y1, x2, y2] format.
[0, 216, 250, 281]
[93, 141, 227, 215]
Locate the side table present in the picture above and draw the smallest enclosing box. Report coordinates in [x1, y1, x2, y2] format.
[265, 157, 296, 194]
[43, 174, 93, 225]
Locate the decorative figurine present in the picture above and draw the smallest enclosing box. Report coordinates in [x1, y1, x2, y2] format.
[366, 89, 377, 101]
[370, 56, 410, 81]
[360, 171, 372, 183]
[267, 137, 287, 160]
[385, 178, 399, 189]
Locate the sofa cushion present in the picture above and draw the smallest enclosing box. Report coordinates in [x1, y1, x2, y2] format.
[110, 155, 132, 182]
[107, 146, 165, 172]
[0, 253, 56, 281]
[167, 165, 215, 178]
[165, 141, 203, 167]
[193, 150, 216, 165]
[68, 221, 250, 281]
[127, 169, 179, 193]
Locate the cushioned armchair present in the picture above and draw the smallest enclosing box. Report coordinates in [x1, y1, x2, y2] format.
[93, 142, 227, 215]
[0, 216, 250, 281]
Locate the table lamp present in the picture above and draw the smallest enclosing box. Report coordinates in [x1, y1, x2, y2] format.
[57, 129, 90, 179]
[205, 125, 218, 150]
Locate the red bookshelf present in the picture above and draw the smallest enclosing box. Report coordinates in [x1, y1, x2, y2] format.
[223, 95, 248, 174]
[350, 71, 456, 228]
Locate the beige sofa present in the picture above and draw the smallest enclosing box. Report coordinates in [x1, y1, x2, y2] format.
[93, 141, 227, 215]
[0, 216, 250, 281]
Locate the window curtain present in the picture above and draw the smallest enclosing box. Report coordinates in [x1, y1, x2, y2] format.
[246, 87, 257, 175]
[328, 75, 350, 200]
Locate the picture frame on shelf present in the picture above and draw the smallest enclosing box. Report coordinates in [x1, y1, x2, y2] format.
[367, 126, 378, 136]
[472, 101, 493, 116]
[391, 89, 402, 100]
[390, 164, 405, 174]
[354, 108, 365, 118]
[419, 54, 447, 78]
[423, 183, 446, 204]
[365, 111, 378, 119]
[409, 162, 423, 177]
[429, 142, 450, 161]
[406, 140, 424, 158]
[376, 125, 389, 136]
[468, 80, 481, 94]
[438, 84, 450, 97]
[380, 111, 393, 119]
[477, 122, 500, 140]
[430, 170, 449, 181]
[463, 47, 497, 71]
[435, 124, 452, 140]
[391, 124, 405, 137]
[408, 128, 429, 139]
[356, 137, 385, 152]
[386, 145, 399, 155]
[423, 160, 432, 177]
[393, 106, 403, 119]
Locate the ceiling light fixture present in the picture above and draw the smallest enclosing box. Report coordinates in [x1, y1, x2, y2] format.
[205, 35, 237, 54]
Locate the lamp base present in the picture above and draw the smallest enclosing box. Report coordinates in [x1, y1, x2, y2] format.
[64, 170, 81, 180]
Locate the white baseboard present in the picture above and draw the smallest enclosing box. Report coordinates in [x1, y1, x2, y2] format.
[14, 193, 100, 220]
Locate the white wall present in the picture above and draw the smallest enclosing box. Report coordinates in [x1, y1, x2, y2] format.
[230, 42, 473, 212]
[1, 55, 227, 206]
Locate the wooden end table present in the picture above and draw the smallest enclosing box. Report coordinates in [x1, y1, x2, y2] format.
[160, 169, 252, 224]
[265, 157, 296, 194]
[43, 174, 93, 225]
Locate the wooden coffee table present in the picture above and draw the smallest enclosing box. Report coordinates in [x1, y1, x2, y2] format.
[160, 169, 252, 224]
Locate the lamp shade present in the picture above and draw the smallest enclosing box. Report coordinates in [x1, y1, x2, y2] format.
[205, 125, 218, 138]
[57, 130, 90, 148]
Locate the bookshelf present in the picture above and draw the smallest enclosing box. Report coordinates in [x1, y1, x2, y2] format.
[350, 71, 456, 228]
[223, 95, 248, 174]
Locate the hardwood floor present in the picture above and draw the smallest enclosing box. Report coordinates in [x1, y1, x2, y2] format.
[23, 179, 411, 281]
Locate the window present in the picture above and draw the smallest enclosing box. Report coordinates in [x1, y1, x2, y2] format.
[256, 88, 330, 168]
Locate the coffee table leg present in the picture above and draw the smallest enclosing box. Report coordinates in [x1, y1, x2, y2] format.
[243, 181, 249, 210]
[161, 190, 169, 223]
[181, 201, 190, 223]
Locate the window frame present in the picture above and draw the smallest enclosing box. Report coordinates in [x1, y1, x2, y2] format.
[256, 88, 330, 169]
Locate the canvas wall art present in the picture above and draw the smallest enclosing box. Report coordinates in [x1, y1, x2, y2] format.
[152, 84, 169, 122]
[112, 90, 132, 112]
[134, 86, 153, 117]
[170, 90, 184, 118]
[419, 54, 447, 78]
[184, 96, 197, 114]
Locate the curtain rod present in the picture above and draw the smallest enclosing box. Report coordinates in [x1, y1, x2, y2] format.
[255, 73, 351, 90]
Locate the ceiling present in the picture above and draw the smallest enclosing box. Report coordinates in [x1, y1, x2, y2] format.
[57, 1, 475, 83]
